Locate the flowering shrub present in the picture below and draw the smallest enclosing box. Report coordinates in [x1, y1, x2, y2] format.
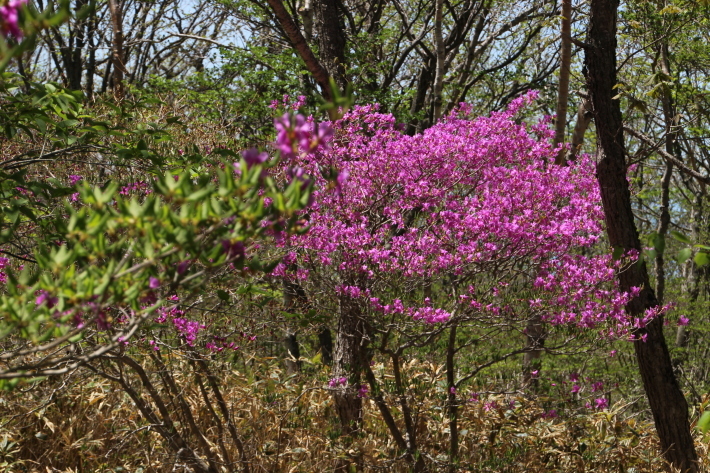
[0, 149, 317, 382]
[276, 92, 636, 334]
[0, 0, 26, 39]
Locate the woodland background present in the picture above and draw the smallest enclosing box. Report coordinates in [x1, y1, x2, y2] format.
[1, 0, 710, 471]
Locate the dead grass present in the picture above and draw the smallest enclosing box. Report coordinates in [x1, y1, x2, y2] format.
[1, 353, 705, 473]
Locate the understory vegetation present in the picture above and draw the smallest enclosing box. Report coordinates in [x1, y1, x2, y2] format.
[2, 0, 710, 471]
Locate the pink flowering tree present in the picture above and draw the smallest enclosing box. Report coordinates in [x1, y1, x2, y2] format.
[0, 0, 70, 70]
[273, 93, 639, 465]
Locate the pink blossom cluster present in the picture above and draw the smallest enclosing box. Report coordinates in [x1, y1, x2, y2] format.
[588, 398, 609, 410]
[0, 257, 7, 284]
[68, 175, 83, 202]
[120, 180, 152, 196]
[328, 376, 348, 388]
[155, 302, 205, 346]
[273, 113, 333, 160]
[357, 384, 369, 398]
[274, 92, 641, 333]
[0, 0, 26, 39]
[269, 94, 307, 111]
[206, 334, 241, 353]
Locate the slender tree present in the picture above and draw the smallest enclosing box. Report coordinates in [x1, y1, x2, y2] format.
[585, 0, 698, 470]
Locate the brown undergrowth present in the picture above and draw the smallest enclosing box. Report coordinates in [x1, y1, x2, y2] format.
[0, 355, 706, 472]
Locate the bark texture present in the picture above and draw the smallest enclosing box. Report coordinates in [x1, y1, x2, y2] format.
[432, 0, 445, 122]
[313, 0, 347, 89]
[568, 95, 593, 161]
[265, 0, 333, 101]
[332, 287, 369, 435]
[585, 0, 698, 470]
[107, 0, 125, 99]
[554, 0, 572, 163]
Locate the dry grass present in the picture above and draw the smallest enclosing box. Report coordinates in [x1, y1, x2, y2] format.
[1, 352, 706, 473]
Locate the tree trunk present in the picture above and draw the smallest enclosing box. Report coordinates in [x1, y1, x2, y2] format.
[554, 0, 572, 164]
[522, 315, 545, 387]
[264, 0, 333, 101]
[332, 286, 369, 435]
[655, 160, 673, 305]
[432, 0, 445, 122]
[313, 0, 347, 90]
[332, 284, 369, 473]
[567, 95, 593, 161]
[585, 0, 698, 470]
[677, 192, 702, 348]
[318, 325, 333, 364]
[107, 0, 125, 100]
[283, 277, 304, 374]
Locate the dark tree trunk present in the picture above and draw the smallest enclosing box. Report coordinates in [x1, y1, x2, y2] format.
[568, 95, 593, 161]
[283, 330, 301, 375]
[313, 0, 347, 90]
[554, 0, 572, 164]
[407, 61, 434, 135]
[283, 277, 305, 374]
[677, 192, 702, 348]
[331, 285, 370, 473]
[264, 0, 333, 101]
[585, 0, 698, 470]
[107, 0, 125, 99]
[522, 315, 545, 387]
[318, 325, 333, 364]
[332, 286, 369, 435]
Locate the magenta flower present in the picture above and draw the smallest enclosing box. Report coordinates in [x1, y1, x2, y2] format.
[172, 317, 204, 346]
[0, 0, 26, 39]
[176, 260, 190, 275]
[594, 398, 609, 410]
[149, 277, 160, 289]
[571, 384, 580, 394]
[357, 385, 369, 398]
[221, 239, 245, 259]
[36, 290, 58, 308]
[678, 315, 690, 326]
[274, 113, 308, 158]
[328, 377, 348, 388]
[96, 311, 111, 331]
[0, 257, 7, 285]
[483, 401, 499, 411]
[591, 381, 603, 392]
[242, 148, 269, 168]
[335, 168, 349, 194]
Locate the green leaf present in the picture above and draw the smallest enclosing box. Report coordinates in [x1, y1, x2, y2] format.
[695, 252, 710, 267]
[698, 411, 710, 434]
[677, 248, 692, 264]
[671, 231, 692, 244]
[649, 232, 665, 253]
[611, 246, 625, 261]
